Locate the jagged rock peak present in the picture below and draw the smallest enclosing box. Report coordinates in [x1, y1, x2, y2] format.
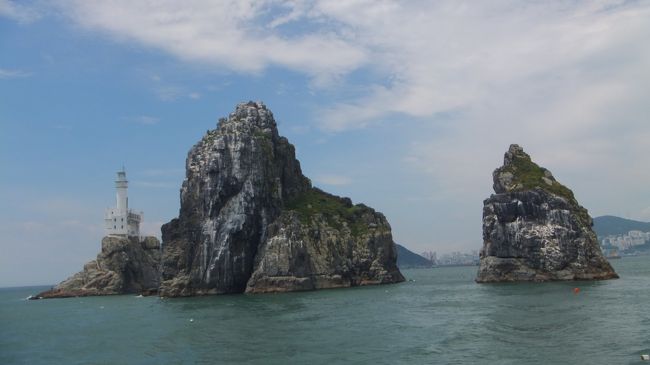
[476, 144, 618, 282]
[503, 143, 526, 165]
[493, 144, 572, 200]
[219, 101, 277, 131]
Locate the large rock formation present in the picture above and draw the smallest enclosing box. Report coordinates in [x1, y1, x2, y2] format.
[476, 144, 618, 282]
[33, 236, 161, 299]
[160, 101, 404, 296]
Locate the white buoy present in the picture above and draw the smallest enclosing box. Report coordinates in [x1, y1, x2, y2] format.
[641, 354, 650, 361]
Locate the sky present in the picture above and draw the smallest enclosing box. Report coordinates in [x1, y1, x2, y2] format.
[1, 0, 650, 287]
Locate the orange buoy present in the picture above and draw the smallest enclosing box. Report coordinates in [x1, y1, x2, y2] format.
[573, 287, 580, 294]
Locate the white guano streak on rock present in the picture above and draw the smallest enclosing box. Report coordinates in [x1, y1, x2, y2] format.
[202, 219, 217, 281]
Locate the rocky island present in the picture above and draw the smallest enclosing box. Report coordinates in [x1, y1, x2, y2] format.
[33, 236, 161, 299]
[32, 101, 403, 299]
[476, 144, 618, 282]
[160, 101, 404, 296]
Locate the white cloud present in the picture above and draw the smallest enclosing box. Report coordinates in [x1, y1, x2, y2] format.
[314, 174, 352, 186]
[0, 0, 41, 23]
[313, 1, 650, 131]
[0, 67, 32, 79]
[20, 0, 650, 254]
[50, 1, 650, 129]
[57, 0, 367, 85]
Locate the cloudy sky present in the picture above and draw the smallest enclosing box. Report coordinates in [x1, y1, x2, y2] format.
[1, 0, 649, 287]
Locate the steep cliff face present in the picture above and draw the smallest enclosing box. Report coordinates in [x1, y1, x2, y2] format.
[476, 144, 618, 282]
[160, 102, 403, 296]
[33, 236, 161, 299]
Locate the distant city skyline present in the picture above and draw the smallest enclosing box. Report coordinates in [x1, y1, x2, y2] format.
[2, 1, 650, 287]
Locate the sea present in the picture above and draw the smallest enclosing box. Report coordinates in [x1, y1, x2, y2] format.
[1, 256, 649, 365]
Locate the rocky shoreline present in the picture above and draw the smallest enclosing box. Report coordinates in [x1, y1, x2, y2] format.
[31, 236, 161, 299]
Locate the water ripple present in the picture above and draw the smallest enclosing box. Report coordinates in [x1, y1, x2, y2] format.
[1, 257, 648, 364]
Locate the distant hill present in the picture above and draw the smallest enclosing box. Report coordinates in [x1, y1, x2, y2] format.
[593, 216, 650, 238]
[396, 244, 432, 268]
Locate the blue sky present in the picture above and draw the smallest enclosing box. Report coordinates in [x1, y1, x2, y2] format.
[2, 0, 650, 287]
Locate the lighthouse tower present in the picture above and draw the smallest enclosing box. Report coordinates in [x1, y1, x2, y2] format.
[104, 169, 143, 237]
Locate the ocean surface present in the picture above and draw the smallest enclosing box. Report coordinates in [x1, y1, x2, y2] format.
[1, 257, 649, 365]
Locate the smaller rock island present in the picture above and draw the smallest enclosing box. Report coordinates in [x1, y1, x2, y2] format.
[33, 170, 160, 299]
[476, 144, 618, 282]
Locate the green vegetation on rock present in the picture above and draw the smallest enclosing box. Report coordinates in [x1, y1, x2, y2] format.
[503, 154, 577, 204]
[285, 188, 369, 237]
[496, 146, 592, 226]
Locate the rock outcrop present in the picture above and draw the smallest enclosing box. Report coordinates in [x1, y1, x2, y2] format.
[476, 144, 618, 282]
[160, 101, 404, 296]
[33, 236, 161, 299]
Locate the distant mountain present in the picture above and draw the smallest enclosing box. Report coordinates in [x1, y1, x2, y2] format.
[593, 216, 650, 238]
[396, 244, 432, 269]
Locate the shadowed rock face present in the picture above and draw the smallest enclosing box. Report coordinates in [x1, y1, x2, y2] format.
[160, 101, 404, 297]
[476, 144, 618, 282]
[246, 192, 404, 293]
[33, 236, 161, 299]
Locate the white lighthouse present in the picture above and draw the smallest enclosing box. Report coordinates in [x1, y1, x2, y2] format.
[104, 169, 143, 237]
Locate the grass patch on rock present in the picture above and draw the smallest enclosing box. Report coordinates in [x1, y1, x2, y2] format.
[502, 153, 592, 225]
[284, 188, 370, 236]
[505, 154, 577, 203]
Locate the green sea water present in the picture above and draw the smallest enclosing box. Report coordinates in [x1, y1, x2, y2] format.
[1, 257, 649, 365]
